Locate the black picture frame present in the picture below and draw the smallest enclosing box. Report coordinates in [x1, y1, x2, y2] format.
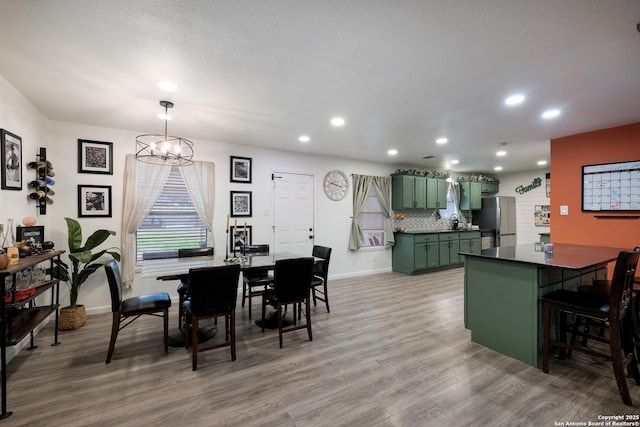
[229, 225, 252, 251]
[230, 190, 252, 217]
[1, 129, 22, 190]
[78, 139, 113, 174]
[17, 226, 45, 244]
[230, 156, 252, 183]
[78, 185, 112, 217]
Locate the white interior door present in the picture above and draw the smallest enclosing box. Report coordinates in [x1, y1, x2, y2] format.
[272, 172, 314, 255]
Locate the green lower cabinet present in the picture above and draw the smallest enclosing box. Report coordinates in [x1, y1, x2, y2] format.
[438, 233, 460, 266]
[459, 232, 481, 255]
[414, 241, 439, 270]
[392, 232, 463, 274]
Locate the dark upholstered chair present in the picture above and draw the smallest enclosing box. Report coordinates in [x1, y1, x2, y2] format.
[540, 250, 640, 406]
[310, 245, 332, 312]
[104, 260, 172, 364]
[261, 257, 314, 348]
[183, 264, 241, 371]
[241, 244, 272, 319]
[176, 247, 214, 330]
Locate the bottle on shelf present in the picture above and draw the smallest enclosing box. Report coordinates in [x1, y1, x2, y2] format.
[47, 169, 55, 177]
[27, 161, 46, 169]
[28, 180, 46, 188]
[28, 191, 46, 200]
[46, 177, 55, 186]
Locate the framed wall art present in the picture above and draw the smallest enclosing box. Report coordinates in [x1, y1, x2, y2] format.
[534, 205, 550, 226]
[1, 129, 22, 190]
[230, 190, 252, 217]
[229, 225, 252, 251]
[78, 139, 113, 174]
[230, 156, 252, 183]
[78, 185, 112, 217]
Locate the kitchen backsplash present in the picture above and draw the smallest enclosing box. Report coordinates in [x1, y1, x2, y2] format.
[393, 209, 472, 232]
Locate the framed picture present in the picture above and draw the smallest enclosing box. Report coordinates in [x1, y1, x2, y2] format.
[534, 205, 550, 226]
[78, 139, 113, 174]
[78, 185, 112, 217]
[230, 156, 252, 183]
[230, 190, 252, 217]
[1, 129, 22, 190]
[229, 225, 252, 251]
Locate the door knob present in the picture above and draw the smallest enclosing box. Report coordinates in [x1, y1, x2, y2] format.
[309, 235, 314, 239]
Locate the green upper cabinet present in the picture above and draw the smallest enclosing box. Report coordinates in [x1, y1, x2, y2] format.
[426, 178, 448, 209]
[459, 181, 482, 210]
[392, 175, 427, 209]
[480, 181, 499, 193]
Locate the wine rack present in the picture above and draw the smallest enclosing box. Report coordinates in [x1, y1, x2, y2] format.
[27, 148, 54, 215]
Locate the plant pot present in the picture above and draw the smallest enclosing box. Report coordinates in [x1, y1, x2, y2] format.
[59, 305, 87, 330]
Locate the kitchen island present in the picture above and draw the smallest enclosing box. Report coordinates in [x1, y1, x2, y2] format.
[462, 243, 623, 367]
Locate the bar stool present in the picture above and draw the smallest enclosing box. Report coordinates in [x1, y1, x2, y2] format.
[540, 250, 640, 406]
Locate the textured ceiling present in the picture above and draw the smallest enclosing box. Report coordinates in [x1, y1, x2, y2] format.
[0, 0, 639, 174]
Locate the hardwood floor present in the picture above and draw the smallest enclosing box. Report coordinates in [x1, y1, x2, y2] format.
[5, 268, 640, 426]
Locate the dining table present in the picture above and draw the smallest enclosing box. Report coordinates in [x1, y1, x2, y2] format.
[142, 252, 319, 345]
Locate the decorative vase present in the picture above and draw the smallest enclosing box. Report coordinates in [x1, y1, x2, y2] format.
[58, 305, 87, 330]
[0, 253, 8, 270]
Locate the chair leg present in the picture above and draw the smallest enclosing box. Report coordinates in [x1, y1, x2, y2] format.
[261, 295, 267, 333]
[163, 307, 169, 353]
[106, 312, 121, 364]
[323, 282, 330, 313]
[306, 296, 313, 342]
[609, 317, 633, 406]
[178, 292, 184, 330]
[312, 287, 317, 306]
[277, 302, 284, 348]
[192, 316, 199, 371]
[542, 302, 551, 374]
[230, 312, 236, 361]
[242, 280, 247, 307]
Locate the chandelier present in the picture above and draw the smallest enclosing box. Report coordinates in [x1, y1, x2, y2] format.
[135, 100, 194, 166]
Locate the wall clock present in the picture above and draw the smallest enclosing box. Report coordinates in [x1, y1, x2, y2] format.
[323, 169, 349, 201]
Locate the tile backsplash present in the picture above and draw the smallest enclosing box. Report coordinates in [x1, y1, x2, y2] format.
[393, 209, 472, 232]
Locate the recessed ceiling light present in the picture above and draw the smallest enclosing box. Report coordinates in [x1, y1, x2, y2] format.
[496, 150, 507, 156]
[494, 166, 503, 171]
[157, 81, 178, 91]
[505, 94, 525, 106]
[450, 159, 459, 164]
[537, 160, 547, 166]
[387, 149, 398, 156]
[330, 117, 345, 127]
[436, 137, 448, 144]
[541, 109, 561, 119]
[298, 135, 310, 143]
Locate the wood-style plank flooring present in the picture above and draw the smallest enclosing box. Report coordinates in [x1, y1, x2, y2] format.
[4, 268, 640, 426]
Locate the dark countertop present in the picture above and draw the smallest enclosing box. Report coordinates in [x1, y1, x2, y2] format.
[538, 232, 550, 236]
[460, 243, 624, 270]
[395, 229, 481, 234]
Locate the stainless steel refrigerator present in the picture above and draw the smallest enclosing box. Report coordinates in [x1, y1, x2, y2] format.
[472, 196, 517, 247]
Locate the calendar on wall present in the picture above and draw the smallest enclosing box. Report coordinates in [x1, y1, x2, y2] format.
[582, 159, 640, 212]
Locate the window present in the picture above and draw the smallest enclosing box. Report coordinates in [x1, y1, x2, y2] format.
[136, 166, 207, 262]
[439, 182, 458, 219]
[358, 183, 385, 247]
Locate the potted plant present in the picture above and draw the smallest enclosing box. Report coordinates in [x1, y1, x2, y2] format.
[50, 217, 120, 330]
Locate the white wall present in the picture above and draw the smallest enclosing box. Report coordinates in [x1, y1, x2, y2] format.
[1, 74, 397, 314]
[495, 170, 550, 244]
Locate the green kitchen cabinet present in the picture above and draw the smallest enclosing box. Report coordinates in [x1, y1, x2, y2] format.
[438, 232, 460, 266]
[426, 178, 448, 209]
[459, 181, 482, 210]
[392, 174, 427, 209]
[413, 234, 440, 271]
[459, 231, 481, 255]
[480, 182, 499, 193]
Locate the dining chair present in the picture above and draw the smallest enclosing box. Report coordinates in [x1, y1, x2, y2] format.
[261, 257, 314, 348]
[183, 264, 241, 371]
[104, 260, 172, 364]
[176, 247, 214, 330]
[540, 250, 640, 406]
[310, 245, 332, 312]
[241, 244, 272, 319]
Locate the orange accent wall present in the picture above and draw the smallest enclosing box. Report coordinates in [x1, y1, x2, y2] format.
[550, 122, 640, 252]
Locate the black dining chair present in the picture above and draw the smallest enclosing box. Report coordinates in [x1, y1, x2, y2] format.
[241, 244, 272, 319]
[540, 250, 640, 406]
[261, 257, 314, 348]
[183, 264, 241, 370]
[104, 260, 172, 364]
[310, 245, 332, 312]
[176, 247, 214, 330]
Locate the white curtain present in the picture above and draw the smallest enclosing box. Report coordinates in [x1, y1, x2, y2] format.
[180, 161, 215, 247]
[372, 176, 395, 248]
[121, 154, 170, 288]
[348, 174, 372, 251]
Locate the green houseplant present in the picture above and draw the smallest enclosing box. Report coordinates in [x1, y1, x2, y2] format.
[51, 217, 120, 329]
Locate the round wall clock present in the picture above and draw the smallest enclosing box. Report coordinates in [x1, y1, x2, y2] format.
[323, 169, 349, 201]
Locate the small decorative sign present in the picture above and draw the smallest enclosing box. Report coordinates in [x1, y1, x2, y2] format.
[515, 177, 542, 194]
[16, 226, 45, 244]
